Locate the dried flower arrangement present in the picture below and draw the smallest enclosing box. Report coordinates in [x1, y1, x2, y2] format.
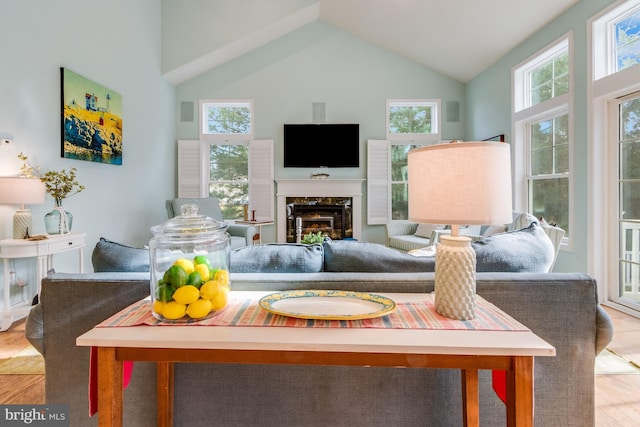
[18, 153, 85, 204]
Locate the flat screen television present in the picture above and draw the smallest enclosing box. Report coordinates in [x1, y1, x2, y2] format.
[283, 123, 359, 168]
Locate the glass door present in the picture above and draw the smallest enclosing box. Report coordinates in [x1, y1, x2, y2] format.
[610, 93, 640, 312]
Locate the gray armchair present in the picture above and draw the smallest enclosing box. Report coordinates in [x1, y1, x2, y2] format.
[166, 198, 257, 248]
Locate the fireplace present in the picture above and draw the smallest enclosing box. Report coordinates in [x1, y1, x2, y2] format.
[286, 198, 352, 242]
[275, 179, 364, 243]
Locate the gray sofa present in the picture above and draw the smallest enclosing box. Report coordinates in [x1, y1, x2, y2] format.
[27, 235, 613, 427]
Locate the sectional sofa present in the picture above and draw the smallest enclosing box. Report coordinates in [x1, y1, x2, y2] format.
[25, 231, 613, 427]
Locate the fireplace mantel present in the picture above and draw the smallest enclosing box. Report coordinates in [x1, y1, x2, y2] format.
[275, 179, 365, 243]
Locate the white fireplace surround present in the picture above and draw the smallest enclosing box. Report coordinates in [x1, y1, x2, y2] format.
[275, 179, 365, 243]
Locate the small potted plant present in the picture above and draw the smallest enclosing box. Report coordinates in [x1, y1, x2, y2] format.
[301, 231, 325, 244]
[19, 153, 85, 234]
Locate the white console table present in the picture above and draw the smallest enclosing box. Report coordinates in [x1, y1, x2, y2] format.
[0, 233, 86, 331]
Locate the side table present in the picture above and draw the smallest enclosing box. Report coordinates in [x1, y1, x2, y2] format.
[235, 220, 274, 244]
[0, 232, 86, 331]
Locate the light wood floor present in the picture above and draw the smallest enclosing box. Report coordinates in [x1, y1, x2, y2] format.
[1, 309, 639, 425]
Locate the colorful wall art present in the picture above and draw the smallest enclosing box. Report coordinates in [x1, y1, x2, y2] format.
[61, 68, 123, 165]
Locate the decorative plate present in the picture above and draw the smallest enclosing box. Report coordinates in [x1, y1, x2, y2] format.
[258, 290, 396, 320]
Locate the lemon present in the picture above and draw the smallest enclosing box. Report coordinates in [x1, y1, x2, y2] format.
[194, 264, 210, 282]
[200, 280, 224, 300]
[186, 298, 213, 319]
[210, 286, 229, 311]
[152, 299, 165, 314]
[172, 285, 200, 305]
[161, 301, 187, 320]
[174, 258, 195, 274]
[214, 269, 230, 288]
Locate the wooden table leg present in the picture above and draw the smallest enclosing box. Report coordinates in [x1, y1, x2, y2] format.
[506, 356, 534, 427]
[157, 361, 174, 427]
[97, 347, 123, 427]
[461, 369, 479, 427]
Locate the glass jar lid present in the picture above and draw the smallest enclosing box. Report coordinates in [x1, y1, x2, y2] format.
[150, 203, 228, 239]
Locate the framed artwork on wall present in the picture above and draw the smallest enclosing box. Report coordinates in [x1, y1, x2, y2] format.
[60, 67, 123, 165]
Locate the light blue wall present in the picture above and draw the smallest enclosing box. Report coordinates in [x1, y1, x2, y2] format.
[465, 0, 618, 273]
[175, 21, 465, 244]
[0, 0, 175, 279]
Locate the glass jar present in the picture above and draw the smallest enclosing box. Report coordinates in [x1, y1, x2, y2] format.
[149, 203, 230, 322]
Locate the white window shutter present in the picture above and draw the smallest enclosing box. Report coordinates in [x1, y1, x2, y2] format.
[249, 139, 274, 221]
[367, 139, 391, 224]
[177, 140, 204, 198]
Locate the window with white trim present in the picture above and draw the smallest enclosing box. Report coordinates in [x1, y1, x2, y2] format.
[384, 99, 441, 221]
[513, 36, 572, 244]
[593, 0, 640, 80]
[199, 100, 253, 219]
[386, 99, 441, 142]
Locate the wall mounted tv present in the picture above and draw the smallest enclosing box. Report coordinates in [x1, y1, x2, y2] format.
[283, 123, 360, 168]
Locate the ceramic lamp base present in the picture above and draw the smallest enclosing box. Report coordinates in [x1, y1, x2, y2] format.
[13, 209, 32, 239]
[434, 235, 477, 320]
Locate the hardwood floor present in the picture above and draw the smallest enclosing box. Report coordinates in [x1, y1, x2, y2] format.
[1, 308, 639, 424]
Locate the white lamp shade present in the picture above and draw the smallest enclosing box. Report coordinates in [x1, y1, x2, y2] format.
[408, 142, 512, 225]
[0, 177, 46, 206]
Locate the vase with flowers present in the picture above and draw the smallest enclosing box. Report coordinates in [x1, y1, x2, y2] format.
[18, 153, 85, 235]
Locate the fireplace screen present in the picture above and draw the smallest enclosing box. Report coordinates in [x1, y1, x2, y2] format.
[286, 197, 353, 243]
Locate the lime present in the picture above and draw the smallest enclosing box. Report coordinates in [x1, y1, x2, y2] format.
[173, 285, 200, 305]
[187, 271, 203, 288]
[174, 258, 195, 274]
[156, 283, 174, 302]
[186, 298, 213, 319]
[161, 301, 187, 320]
[166, 265, 188, 288]
[193, 255, 211, 268]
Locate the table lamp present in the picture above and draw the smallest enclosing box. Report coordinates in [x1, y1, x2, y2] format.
[408, 141, 512, 320]
[0, 177, 46, 239]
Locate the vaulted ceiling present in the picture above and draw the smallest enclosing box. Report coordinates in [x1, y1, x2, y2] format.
[163, 0, 580, 85]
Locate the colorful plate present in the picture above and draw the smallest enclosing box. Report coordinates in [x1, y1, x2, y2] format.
[258, 290, 396, 320]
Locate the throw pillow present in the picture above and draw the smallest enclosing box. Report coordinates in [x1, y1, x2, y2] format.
[482, 224, 508, 237]
[323, 239, 435, 272]
[472, 222, 554, 273]
[414, 223, 445, 238]
[91, 237, 150, 272]
[229, 243, 324, 273]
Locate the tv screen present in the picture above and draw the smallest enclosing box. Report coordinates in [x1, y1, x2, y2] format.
[284, 124, 359, 168]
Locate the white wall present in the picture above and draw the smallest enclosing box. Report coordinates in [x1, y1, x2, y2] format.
[0, 0, 175, 277]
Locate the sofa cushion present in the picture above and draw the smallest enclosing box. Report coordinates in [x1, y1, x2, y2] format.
[472, 222, 554, 273]
[230, 243, 324, 273]
[323, 239, 435, 272]
[414, 223, 445, 238]
[91, 238, 150, 272]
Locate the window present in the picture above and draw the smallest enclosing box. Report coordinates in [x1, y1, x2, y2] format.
[386, 99, 441, 142]
[513, 35, 572, 245]
[200, 100, 253, 141]
[390, 143, 421, 220]
[199, 100, 253, 219]
[593, 0, 640, 80]
[527, 114, 570, 232]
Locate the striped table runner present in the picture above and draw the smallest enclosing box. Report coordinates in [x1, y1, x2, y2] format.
[98, 294, 528, 332]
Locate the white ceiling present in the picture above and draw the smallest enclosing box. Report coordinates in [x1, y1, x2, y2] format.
[319, 0, 580, 82]
[163, 0, 581, 85]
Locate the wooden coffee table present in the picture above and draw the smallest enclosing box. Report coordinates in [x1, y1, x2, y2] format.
[77, 291, 555, 427]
